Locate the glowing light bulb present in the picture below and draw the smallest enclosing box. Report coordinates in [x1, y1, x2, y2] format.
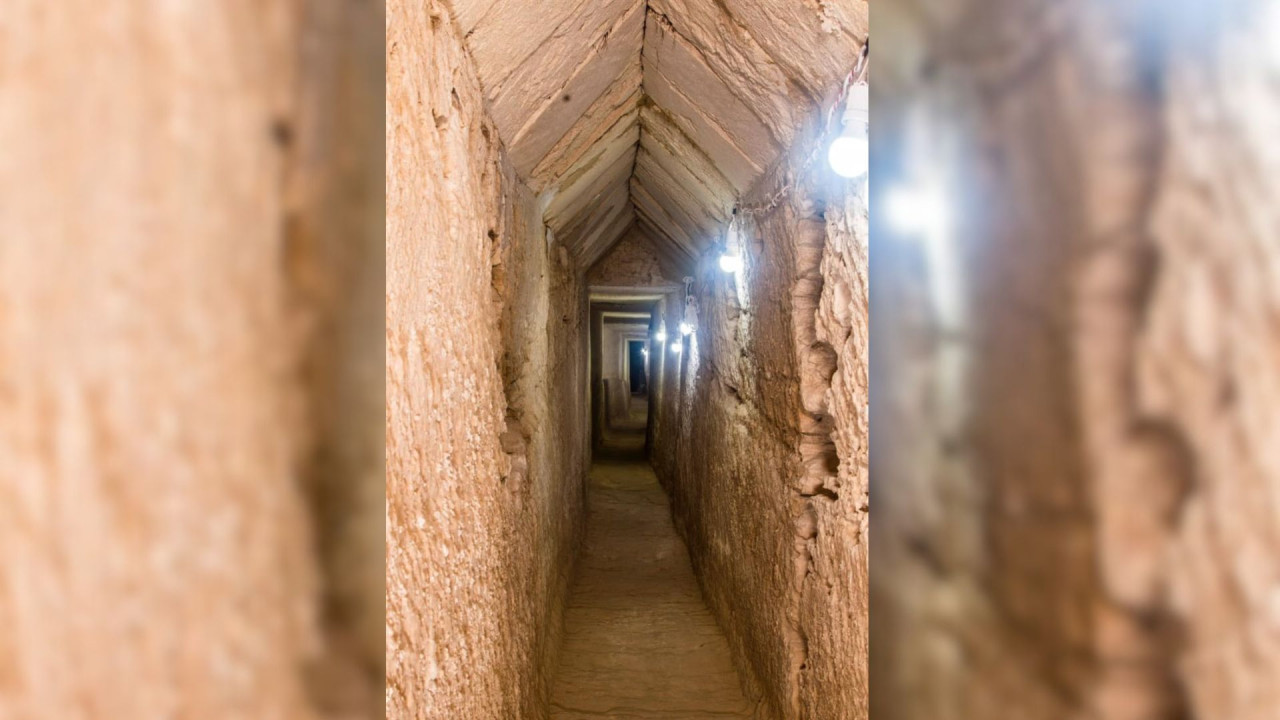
[828, 83, 869, 179]
[886, 183, 947, 237]
[654, 329, 667, 342]
[828, 134, 869, 179]
[670, 341, 682, 354]
[718, 253, 743, 273]
[678, 321, 693, 336]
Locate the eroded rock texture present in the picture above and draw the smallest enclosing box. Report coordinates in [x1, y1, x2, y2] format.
[873, 1, 1280, 719]
[588, 230, 681, 288]
[0, 2, 384, 718]
[649, 118, 869, 718]
[386, 1, 587, 717]
[1140, 9, 1280, 714]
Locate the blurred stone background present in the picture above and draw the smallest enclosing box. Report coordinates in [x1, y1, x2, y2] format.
[872, 1, 1280, 718]
[0, 3, 384, 719]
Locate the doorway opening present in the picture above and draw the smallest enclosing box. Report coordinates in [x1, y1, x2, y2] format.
[628, 340, 648, 395]
[588, 294, 665, 460]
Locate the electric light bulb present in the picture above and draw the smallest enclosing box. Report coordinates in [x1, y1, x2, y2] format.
[828, 133, 869, 179]
[670, 341, 682, 354]
[654, 329, 667, 342]
[828, 83, 869, 179]
[678, 321, 693, 336]
[886, 183, 947, 237]
[718, 253, 743, 273]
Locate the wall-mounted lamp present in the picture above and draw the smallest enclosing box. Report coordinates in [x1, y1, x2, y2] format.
[654, 328, 667, 342]
[719, 225, 744, 273]
[886, 182, 947, 237]
[828, 82, 869, 179]
[669, 341, 682, 354]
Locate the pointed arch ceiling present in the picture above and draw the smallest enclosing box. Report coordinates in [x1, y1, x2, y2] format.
[449, 0, 868, 270]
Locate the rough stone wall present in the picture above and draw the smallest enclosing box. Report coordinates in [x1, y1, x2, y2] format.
[870, 3, 1122, 714]
[0, 3, 384, 718]
[386, 1, 587, 717]
[1135, 6, 1280, 715]
[650, 113, 869, 718]
[872, 2, 1280, 719]
[587, 230, 681, 287]
[799, 175, 870, 720]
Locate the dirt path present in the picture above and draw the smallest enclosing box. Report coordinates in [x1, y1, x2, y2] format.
[549, 459, 754, 719]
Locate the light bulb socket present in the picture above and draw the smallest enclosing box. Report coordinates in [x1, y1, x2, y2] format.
[842, 83, 869, 133]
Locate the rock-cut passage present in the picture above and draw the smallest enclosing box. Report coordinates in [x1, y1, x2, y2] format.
[549, 457, 752, 719]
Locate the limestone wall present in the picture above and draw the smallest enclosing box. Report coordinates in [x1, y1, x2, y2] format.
[386, 1, 587, 717]
[588, 230, 682, 288]
[649, 113, 869, 718]
[0, 3, 384, 718]
[1138, 7, 1280, 713]
[871, 1, 1280, 719]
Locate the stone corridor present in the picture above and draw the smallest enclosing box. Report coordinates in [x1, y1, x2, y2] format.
[6, 1, 1280, 719]
[389, 0, 868, 716]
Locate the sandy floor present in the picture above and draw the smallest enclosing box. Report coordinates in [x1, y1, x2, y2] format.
[549, 448, 754, 719]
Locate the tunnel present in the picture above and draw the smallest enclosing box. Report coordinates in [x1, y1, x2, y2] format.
[388, 0, 869, 717]
[7, 0, 1280, 718]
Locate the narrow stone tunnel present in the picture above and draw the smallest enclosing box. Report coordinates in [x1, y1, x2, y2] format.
[388, 0, 869, 717]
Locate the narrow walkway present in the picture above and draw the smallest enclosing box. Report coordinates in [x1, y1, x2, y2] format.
[550, 455, 753, 719]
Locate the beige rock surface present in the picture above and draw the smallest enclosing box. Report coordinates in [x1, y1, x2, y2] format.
[871, 1, 1280, 719]
[0, 2, 384, 718]
[648, 112, 869, 718]
[588, 230, 681, 288]
[1140, 9, 1280, 714]
[387, 1, 587, 716]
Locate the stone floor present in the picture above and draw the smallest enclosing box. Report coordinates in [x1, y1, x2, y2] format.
[549, 447, 754, 719]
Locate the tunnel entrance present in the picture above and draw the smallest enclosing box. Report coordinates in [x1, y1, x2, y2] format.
[628, 340, 647, 394]
[587, 282, 681, 461]
[588, 296, 656, 460]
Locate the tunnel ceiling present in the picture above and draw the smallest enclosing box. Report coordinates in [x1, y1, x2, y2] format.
[449, 0, 868, 270]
